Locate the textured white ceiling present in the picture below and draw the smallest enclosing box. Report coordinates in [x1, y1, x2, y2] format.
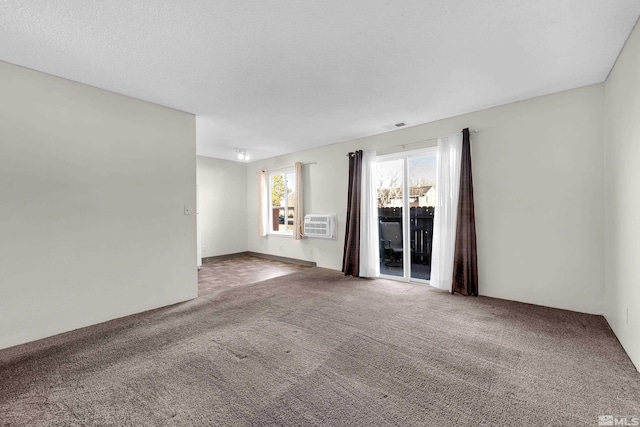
[1, 1, 639, 161]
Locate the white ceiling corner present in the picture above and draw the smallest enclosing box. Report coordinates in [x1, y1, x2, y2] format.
[1, 0, 639, 162]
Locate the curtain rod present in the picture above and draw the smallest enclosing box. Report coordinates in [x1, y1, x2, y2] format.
[256, 162, 316, 174]
[362, 129, 480, 156]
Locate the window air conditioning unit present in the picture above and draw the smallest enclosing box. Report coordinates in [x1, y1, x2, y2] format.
[304, 214, 337, 239]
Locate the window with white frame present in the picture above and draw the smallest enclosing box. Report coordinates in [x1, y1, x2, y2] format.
[268, 168, 296, 234]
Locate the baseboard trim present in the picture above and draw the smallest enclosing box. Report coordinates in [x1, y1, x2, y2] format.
[202, 251, 316, 267]
[201, 252, 250, 263]
[247, 251, 316, 267]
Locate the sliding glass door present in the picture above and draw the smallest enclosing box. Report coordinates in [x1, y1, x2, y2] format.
[376, 149, 437, 282]
[377, 158, 405, 278]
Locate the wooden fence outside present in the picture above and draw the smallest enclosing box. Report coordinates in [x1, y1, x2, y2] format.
[378, 207, 434, 264]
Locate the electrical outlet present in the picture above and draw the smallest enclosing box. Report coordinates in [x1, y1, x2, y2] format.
[184, 205, 191, 215]
[202, 245, 206, 253]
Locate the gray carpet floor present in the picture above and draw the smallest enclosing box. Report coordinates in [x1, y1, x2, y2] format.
[1, 268, 639, 426]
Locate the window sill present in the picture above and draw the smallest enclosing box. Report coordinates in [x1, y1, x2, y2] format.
[268, 232, 293, 238]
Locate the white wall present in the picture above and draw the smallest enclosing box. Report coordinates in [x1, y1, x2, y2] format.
[604, 21, 640, 369]
[196, 156, 248, 257]
[0, 61, 197, 350]
[247, 84, 605, 314]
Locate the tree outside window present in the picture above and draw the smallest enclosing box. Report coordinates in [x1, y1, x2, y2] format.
[269, 170, 295, 233]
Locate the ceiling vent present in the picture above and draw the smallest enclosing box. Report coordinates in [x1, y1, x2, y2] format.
[382, 122, 408, 130]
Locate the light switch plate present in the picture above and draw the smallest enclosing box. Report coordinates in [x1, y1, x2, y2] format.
[184, 205, 192, 215]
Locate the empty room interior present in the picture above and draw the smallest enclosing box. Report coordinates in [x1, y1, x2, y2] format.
[2, 1, 640, 426]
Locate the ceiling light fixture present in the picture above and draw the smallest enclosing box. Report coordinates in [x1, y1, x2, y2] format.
[236, 149, 249, 161]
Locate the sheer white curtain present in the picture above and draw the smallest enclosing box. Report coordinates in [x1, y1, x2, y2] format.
[293, 162, 304, 240]
[258, 170, 268, 237]
[359, 151, 380, 278]
[430, 133, 463, 291]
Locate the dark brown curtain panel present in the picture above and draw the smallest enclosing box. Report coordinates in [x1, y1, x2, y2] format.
[452, 128, 478, 295]
[342, 150, 362, 277]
